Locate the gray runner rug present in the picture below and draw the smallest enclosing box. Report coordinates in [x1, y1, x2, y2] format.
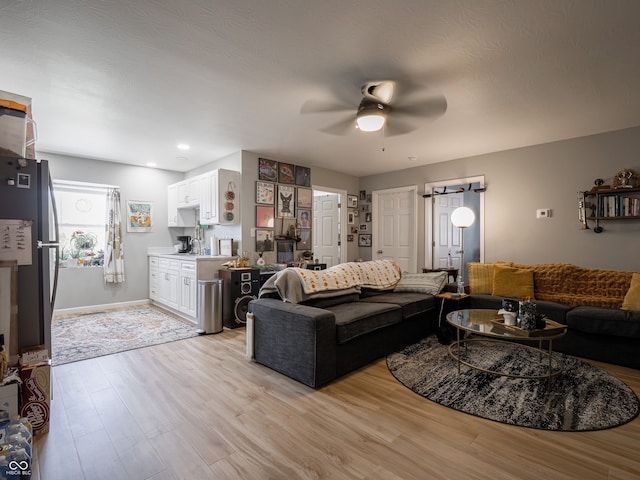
[387, 335, 639, 431]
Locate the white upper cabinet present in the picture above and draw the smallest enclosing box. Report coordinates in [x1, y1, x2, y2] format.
[168, 183, 196, 227]
[199, 169, 241, 225]
[177, 177, 200, 208]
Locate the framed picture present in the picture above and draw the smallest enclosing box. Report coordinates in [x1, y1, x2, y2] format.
[366, 194, 372, 203]
[219, 238, 233, 256]
[295, 165, 311, 187]
[126, 200, 153, 232]
[351, 227, 358, 234]
[297, 188, 312, 208]
[296, 229, 311, 250]
[359, 224, 368, 232]
[256, 181, 275, 205]
[347, 195, 358, 208]
[360, 204, 369, 212]
[256, 205, 275, 228]
[358, 234, 372, 247]
[359, 190, 366, 201]
[297, 208, 311, 228]
[278, 162, 296, 184]
[277, 185, 295, 217]
[365, 212, 372, 223]
[353, 209, 359, 217]
[258, 158, 278, 182]
[255, 229, 274, 252]
[348, 212, 355, 224]
[347, 234, 354, 242]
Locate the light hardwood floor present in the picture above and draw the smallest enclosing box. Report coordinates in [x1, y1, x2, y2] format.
[34, 328, 640, 480]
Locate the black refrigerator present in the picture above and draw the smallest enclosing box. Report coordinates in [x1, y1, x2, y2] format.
[0, 156, 58, 359]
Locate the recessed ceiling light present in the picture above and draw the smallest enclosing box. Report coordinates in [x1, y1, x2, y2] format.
[146, 162, 157, 168]
[177, 143, 190, 150]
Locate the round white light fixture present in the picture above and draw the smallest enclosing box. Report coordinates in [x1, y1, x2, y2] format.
[146, 162, 157, 168]
[451, 206, 475, 228]
[176, 143, 190, 150]
[356, 102, 386, 132]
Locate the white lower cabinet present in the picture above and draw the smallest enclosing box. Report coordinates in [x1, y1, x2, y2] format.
[157, 258, 180, 311]
[149, 254, 233, 324]
[179, 262, 197, 318]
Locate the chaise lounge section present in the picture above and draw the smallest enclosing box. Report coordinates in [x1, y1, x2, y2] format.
[249, 261, 446, 388]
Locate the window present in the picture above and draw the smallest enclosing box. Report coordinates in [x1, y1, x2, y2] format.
[53, 180, 116, 267]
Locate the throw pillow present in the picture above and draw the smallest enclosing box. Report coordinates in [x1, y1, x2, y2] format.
[467, 263, 495, 294]
[622, 273, 640, 310]
[394, 271, 448, 295]
[492, 264, 535, 298]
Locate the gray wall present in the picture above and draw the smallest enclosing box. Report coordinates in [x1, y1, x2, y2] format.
[360, 126, 640, 272]
[43, 152, 183, 309]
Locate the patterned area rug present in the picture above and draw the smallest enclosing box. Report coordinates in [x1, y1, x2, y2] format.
[387, 336, 639, 431]
[52, 306, 200, 366]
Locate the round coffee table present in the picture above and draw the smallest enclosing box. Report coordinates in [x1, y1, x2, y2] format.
[446, 309, 567, 387]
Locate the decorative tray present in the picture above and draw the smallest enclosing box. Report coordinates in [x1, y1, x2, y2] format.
[490, 318, 567, 337]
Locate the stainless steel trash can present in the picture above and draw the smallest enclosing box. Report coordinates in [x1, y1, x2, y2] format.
[198, 279, 223, 334]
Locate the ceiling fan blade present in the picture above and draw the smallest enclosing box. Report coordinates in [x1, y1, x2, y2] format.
[393, 94, 448, 119]
[319, 115, 357, 136]
[383, 118, 416, 137]
[300, 99, 354, 114]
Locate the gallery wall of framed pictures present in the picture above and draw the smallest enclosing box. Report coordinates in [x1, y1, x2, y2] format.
[256, 158, 312, 253]
[345, 189, 373, 247]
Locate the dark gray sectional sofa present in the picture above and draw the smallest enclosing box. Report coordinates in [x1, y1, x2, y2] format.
[249, 289, 438, 388]
[465, 293, 640, 369]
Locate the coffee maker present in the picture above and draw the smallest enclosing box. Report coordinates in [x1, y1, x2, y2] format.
[177, 235, 191, 253]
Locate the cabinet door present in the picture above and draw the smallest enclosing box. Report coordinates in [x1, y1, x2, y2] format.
[149, 257, 159, 300]
[167, 270, 179, 309]
[208, 170, 220, 224]
[199, 173, 213, 224]
[167, 184, 179, 226]
[186, 177, 200, 205]
[179, 262, 197, 317]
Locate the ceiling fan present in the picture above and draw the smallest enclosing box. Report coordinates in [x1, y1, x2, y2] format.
[301, 80, 447, 136]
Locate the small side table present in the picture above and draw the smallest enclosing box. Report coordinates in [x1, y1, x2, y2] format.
[423, 267, 459, 283]
[436, 292, 470, 327]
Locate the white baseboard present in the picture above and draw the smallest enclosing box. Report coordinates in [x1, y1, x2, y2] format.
[53, 299, 151, 316]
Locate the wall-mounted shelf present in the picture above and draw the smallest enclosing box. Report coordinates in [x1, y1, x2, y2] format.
[582, 185, 640, 233]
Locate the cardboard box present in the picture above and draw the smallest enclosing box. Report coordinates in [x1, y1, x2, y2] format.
[19, 353, 50, 436]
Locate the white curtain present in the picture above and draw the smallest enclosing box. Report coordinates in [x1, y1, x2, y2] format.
[104, 188, 125, 283]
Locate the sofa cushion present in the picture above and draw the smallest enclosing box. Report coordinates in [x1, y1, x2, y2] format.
[327, 302, 402, 344]
[360, 292, 435, 319]
[566, 306, 640, 339]
[394, 271, 447, 295]
[301, 292, 360, 309]
[468, 295, 573, 323]
[622, 273, 640, 311]
[492, 265, 535, 298]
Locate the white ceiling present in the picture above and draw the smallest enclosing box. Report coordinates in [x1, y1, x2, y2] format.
[2, 0, 640, 176]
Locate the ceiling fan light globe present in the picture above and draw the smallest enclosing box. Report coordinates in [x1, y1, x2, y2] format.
[356, 114, 386, 132]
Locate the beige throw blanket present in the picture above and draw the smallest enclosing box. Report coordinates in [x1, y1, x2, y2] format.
[259, 260, 400, 303]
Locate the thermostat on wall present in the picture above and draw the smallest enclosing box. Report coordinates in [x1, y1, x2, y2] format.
[536, 208, 551, 218]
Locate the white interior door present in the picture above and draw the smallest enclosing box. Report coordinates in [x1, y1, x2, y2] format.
[313, 193, 341, 267]
[373, 186, 417, 273]
[433, 193, 463, 269]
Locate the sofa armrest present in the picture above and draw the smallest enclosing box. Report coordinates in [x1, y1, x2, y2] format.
[249, 298, 337, 388]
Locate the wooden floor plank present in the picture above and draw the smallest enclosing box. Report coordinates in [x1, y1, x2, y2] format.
[34, 327, 640, 480]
